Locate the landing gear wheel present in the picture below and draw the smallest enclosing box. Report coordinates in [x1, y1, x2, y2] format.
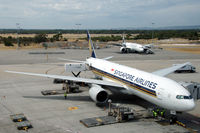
[127, 49, 130, 53]
[169, 115, 177, 124]
[145, 50, 150, 54]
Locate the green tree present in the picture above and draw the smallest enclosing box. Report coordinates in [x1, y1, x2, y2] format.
[34, 34, 48, 43]
[52, 33, 63, 41]
[3, 38, 14, 46]
[126, 33, 131, 40]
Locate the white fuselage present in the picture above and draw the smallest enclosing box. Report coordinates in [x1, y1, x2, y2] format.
[87, 58, 195, 112]
[121, 42, 144, 53]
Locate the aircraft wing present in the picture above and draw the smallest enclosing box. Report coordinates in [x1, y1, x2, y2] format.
[102, 56, 113, 60]
[143, 44, 153, 49]
[5, 71, 124, 88]
[58, 58, 86, 63]
[152, 62, 191, 77]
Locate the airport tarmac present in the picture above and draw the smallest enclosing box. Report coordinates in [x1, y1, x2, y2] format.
[0, 47, 200, 133]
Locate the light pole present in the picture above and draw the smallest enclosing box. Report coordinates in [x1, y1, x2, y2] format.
[16, 23, 20, 49]
[151, 22, 155, 44]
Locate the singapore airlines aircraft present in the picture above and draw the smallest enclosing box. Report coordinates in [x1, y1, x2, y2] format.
[6, 31, 195, 116]
[120, 34, 154, 54]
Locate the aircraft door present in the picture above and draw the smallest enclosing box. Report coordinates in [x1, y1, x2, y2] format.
[157, 88, 170, 103]
[157, 88, 165, 100]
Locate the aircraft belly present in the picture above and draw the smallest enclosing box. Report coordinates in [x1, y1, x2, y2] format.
[126, 86, 160, 105]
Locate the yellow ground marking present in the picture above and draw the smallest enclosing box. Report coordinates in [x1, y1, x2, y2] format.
[18, 119, 22, 122]
[23, 127, 28, 131]
[68, 107, 78, 111]
[96, 118, 103, 123]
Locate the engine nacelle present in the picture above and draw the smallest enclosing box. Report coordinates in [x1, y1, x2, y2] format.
[120, 47, 126, 53]
[89, 84, 108, 103]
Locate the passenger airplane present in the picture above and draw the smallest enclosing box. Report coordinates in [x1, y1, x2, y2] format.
[120, 34, 154, 54]
[6, 31, 195, 116]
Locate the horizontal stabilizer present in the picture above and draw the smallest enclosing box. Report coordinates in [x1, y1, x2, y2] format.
[102, 56, 113, 60]
[58, 58, 85, 63]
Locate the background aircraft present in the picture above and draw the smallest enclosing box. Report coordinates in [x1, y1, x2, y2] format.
[120, 34, 154, 54]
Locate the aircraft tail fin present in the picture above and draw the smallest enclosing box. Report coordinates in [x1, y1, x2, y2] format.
[122, 33, 126, 44]
[87, 31, 96, 58]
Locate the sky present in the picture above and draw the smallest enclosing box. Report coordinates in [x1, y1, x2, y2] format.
[0, 0, 200, 29]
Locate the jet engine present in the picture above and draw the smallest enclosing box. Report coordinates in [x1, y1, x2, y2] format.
[89, 84, 109, 103]
[120, 47, 127, 53]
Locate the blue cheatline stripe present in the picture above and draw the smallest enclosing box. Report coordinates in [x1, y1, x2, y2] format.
[90, 66, 157, 97]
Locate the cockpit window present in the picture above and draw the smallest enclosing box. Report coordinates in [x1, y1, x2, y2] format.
[176, 95, 183, 99]
[176, 95, 193, 99]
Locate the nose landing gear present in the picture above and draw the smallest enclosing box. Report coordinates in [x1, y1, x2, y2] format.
[169, 110, 177, 124]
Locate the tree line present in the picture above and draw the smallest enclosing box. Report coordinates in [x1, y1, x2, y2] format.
[0, 30, 199, 46]
[134, 30, 199, 40]
[0, 33, 66, 47]
[0, 29, 199, 35]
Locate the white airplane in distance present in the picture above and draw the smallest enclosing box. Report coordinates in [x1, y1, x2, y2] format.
[6, 31, 195, 119]
[120, 34, 154, 54]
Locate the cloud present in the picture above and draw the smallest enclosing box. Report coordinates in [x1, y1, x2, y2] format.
[0, 0, 199, 28]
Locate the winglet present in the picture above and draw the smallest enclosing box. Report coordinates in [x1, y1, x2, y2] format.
[87, 31, 96, 58]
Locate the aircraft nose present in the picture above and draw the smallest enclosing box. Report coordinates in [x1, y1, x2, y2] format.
[186, 100, 195, 111]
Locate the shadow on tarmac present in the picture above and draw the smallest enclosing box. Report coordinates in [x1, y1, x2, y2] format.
[23, 95, 92, 102]
[23, 93, 200, 131]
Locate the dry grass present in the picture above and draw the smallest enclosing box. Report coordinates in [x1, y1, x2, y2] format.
[0, 33, 199, 51]
[165, 47, 200, 54]
[0, 33, 124, 42]
[0, 43, 43, 50]
[0, 34, 36, 38]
